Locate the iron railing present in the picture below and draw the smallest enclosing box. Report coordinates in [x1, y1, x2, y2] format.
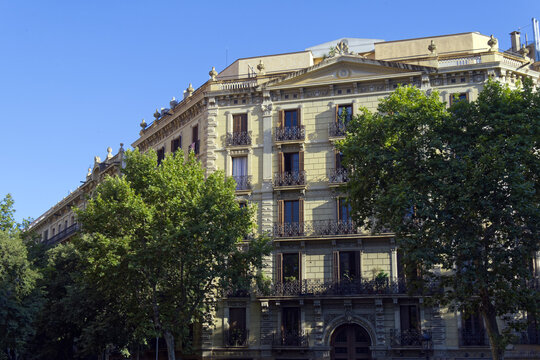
[329, 168, 349, 183]
[272, 330, 309, 347]
[226, 131, 252, 146]
[273, 220, 364, 238]
[389, 329, 427, 347]
[275, 125, 305, 142]
[459, 329, 488, 346]
[329, 121, 348, 137]
[224, 329, 249, 347]
[515, 331, 540, 345]
[257, 278, 408, 297]
[273, 171, 306, 187]
[233, 175, 252, 191]
[44, 223, 80, 245]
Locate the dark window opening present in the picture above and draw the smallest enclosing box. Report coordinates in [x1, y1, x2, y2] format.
[157, 147, 165, 165]
[171, 137, 181, 153]
[284, 200, 299, 224]
[337, 104, 353, 123]
[284, 152, 299, 174]
[233, 114, 248, 133]
[338, 198, 352, 222]
[339, 251, 360, 280]
[282, 253, 300, 282]
[284, 110, 298, 128]
[450, 92, 468, 105]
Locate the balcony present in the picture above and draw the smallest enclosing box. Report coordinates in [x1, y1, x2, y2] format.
[459, 329, 488, 347]
[272, 330, 309, 347]
[44, 223, 80, 246]
[224, 329, 249, 347]
[389, 329, 427, 348]
[275, 126, 305, 143]
[189, 140, 200, 155]
[329, 168, 349, 185]
[273, 171, 306, 189]
[257, 278, 408, 298]
[233, 175, 252, 192]
[329, 121, 348, 138]
[273, 220, 364, 238]
[226, 131, 252, 147]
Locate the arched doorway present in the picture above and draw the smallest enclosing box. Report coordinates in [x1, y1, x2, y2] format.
[330, 324, 372, 360]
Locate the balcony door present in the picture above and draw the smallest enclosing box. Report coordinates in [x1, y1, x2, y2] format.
[331, 324, 372, 360]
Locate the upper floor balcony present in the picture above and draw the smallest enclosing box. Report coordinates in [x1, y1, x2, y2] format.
[272, 330, 309, 348]
[329, 168, 349, 185]
[257, 278, 408, 298]
[224, 329, 249, 347]
[273, 219, 365, 239]
[328, 121, 349, 139]
[233, 175, 252, 193]
[275, 125, 305, 143]
[388, 329, 428, 348]
[226, 131, 252, 147]
[44, 223, 80, 246]
[273, 171, 306, 189]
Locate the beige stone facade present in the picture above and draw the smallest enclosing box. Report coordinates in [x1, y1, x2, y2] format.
[32, 32, 540, 359]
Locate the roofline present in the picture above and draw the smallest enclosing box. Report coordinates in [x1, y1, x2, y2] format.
[218, 50, 312, 76]
[375, 32, 486, 45]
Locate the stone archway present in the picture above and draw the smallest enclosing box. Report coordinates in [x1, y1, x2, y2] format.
[330, 324, 372, 360]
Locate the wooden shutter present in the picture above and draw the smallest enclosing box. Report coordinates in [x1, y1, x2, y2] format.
[276, 253, 283, 283]
[233, 115, 241, 133]
[333, 251, 340, 282]
[278, 152, 284, 174]
[335, 104, 340, 123]
[279, 110, 284, 128]
[337, 198, 342, 221]
[355, 251, 361, 279]
[242, 114, 248, 132]
[278, 200, 284, 224]
[297, 108, 301, 126]
[335, 150, 341, 169]
[299, 151, 304, 172]
[298, 252, 302, 281]
[299, 199, 304, 223]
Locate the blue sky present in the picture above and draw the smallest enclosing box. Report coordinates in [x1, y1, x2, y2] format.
[1, 0, 539, 222]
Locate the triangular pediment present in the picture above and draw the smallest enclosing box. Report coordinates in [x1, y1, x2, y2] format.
[266, 55, 434, 89]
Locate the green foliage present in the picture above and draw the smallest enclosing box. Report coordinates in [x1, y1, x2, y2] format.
[75, 149, 270, 360]
[0, 195, 16, 234]
[340, 81, 540, 358]
[0, 230, 41, 359]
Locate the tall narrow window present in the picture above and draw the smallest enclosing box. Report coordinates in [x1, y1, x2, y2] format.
[281, 307, 301, 344]
[399, 304, 421, 345]
[449, 92, 468, 105]
[333, 251, 361, 282]
[284, 110, 298, 128]
[461, 310, 486, 346]
[282, 253, 300, 282]
[284, 200, 299, 224]
[284, 152, 299, 174]
[233, 114, 248, 133]
[192, 125, 198, 142]
[171, 136, 182, 153]
[338, 198, 352, 222]
[336, 104, 352, 123]
[228, 308, 247, 346]
[232, 156, 248, 190]
[43, 230, 48, 241]
[157, 147, 165, 165]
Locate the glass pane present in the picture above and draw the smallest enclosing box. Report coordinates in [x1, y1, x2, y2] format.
[283, 254, 299, 281]
[285, 110, 298, 128]
[232, 156, 247, 176]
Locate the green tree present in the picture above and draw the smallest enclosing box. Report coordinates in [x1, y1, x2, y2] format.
[76, 149, 270, 360]
[0, 195, 17, 234]
[340, 81, 539, 360]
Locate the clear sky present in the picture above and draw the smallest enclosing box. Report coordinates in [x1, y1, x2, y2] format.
[1, 0, 539, 223]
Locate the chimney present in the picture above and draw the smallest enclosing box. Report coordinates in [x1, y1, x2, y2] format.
[510, 31, 521, 52]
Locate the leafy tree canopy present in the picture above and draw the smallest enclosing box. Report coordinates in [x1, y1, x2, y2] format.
[75, 149, 270, 360]
[340, 80, 540, 359]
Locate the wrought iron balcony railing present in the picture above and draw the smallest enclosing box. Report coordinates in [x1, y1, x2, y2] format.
[233, 175, 252, 191]
[272, 330, 309, 347]
[329, 168, 349, 184]
[44, 223, 80, 246]
[329, 121, 348, 138]
[226, 131, 252, 146]
[459, 329, 488, 346]
[257, 278, 408, 297]
[225, 328, 249, 347]
[275, 125, 305, 142]
[515, 330, 540, 345]
[273, 220, 364, 238]
[389, 329, 426, 347]
[273, 171, 306, 187]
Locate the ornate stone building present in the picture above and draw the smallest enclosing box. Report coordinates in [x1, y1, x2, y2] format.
[31, 32, 540, 360]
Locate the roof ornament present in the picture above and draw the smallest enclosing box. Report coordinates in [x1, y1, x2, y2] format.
[170, 97, 178, 108]
[209, 66, 218, 80]
[94, 156, 101, 164]
[335, 40, 351, 55]
[140, 118, 147, 129]
[106, 147, 113, 160]
[187, 83, 194, 96]
[428, 40, 437, 55]
[154, 109, 161, 119]
[520, 44, 530, 57]
[257, 60, 265, 75]
[87, 167, 92, 177]
[488, 35, 497, 51]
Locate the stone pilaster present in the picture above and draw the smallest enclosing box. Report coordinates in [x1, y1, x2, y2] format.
[205, 97, 219, 174]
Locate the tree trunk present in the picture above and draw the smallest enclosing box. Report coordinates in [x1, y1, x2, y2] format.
[164, 330, 176, 360]
[481, 298, 504, 360]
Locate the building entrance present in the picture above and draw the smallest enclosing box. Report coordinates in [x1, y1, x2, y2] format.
[330, 324, 372, 360]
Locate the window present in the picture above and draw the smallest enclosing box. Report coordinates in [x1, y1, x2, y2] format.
[65, 220, 68, 229]
[276, 151, 305, 187]
[284, 152, 299, 174]
[284, 110, 298, 128]
[192, 125, 198, 142]
[333, 251, 361, 281]
[157, 147, 165, 165]
[336, 104, 352, 123]
[338, 198, 352, 222]
[71, 216, 75, 225]
[171, 136, 181, 153]
[233, 114, 248, 133]
[461, 310, 486, 346]
[43, 230, 48, 241]
[400, 304, 421, 345]
[58, 224, 62, 232]
[282, 307, 300, 336]
[52, 228, 55, 236]
[449, 92, 468, 105]
[276, 252, 301, 283]
[335, 151, 344, 170]
[232, 156, 248, 190]
[276, 199, 304, 237]
[284, 200, 299, 224]
[228, 307, 247, 346]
